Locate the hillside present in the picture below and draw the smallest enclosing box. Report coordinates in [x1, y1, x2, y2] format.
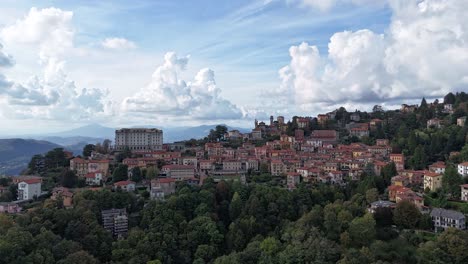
[0, 138, 61, 175]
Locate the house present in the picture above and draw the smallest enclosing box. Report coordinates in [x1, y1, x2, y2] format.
[368, 200, 395, 214]
[17, 178, 41, 200]
[287, 172, 300, 190]
[11, 175, 42, 185]
[391, 175, 409, 187]
[461, 184, 468, 202]
[150, 178, 176, 200]
[429, 161, 446, 174]
[271, 160, 284, 176]
[388, 185, 410, 202]
[457, 116, 466, 127]
[395, 189, 424, 209]
[458, 162, 468, 177]
[423, 172, 442, 192]
[161, 165, 195, 180]
[317, 114, 329, 125]
[401, 104, 417, 113]
[443, 104, 454, 114]
[296, 117, 310, 129]
[389, 154, 404, 164]
[430, 208, 465, 232]
[0, 202, 22, 214]
[51, 187, 74, 208]
[222, 160, 242, 172]
[376, 139, 389, 146]
[102, 208, 128, 238]
[113, 181, 136, 192]
[85, 171, 104, 186]
[70, 157, 89, 177]
[350, 112, 361, 122]
[88, 160, 110, 176]
[427, 118, 442, 129]
[370, 119, 383, 129]
[349, 127, 369, 138]
[310, 130, 338, 146]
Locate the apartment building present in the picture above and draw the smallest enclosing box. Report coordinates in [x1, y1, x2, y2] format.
[115, 128, 163, 151]
[101, 208, 128, 238]
[17, 178, 41, 200]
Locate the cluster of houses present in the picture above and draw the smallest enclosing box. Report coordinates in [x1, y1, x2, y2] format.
[1, 104, 468, 233]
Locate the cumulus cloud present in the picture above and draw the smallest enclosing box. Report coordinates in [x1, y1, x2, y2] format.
[279, 0, 468, 111]
[0, 44, 14, 68]
[0, 44, 14, 91]
[102, 37, 137, 50]
[0, 7, 113, 121]
[1, 7, 73, 61]
[122, 52, 243, 120]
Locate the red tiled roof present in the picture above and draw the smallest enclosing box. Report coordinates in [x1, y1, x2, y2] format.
[157, 178, 176, 183]
[22, 179, 41, 184]
[114, 180, 135, 186]
[424, 172, 442, 177]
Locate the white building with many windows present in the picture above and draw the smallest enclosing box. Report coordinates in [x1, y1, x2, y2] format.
[430, 208, 465, 232]
[458, 162, 468, 177]
[17, 178, 42, 200]
[115, 128, 163, 151]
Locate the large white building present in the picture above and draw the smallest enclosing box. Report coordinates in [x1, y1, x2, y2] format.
[17, 178, 42, 200]
[458, 162, 468, 177]
[115, 128, 163, 151]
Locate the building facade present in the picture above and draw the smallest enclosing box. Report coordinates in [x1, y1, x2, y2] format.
[430, 208, 465, 232]
[458, 162, 468, 177]
[101, 208, 128, 238]
[115, 128, 163, 151]
[17, 179, 41, 200]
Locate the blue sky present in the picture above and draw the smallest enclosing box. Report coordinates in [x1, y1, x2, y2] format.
[0, 0, 466, 134]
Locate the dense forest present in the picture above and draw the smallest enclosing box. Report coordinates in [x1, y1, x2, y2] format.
[1, 178, 468, 264]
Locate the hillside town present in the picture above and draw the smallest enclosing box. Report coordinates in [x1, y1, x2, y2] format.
[1, 92, 468, 263]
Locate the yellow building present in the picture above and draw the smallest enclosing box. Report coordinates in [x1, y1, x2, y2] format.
[423, 172, 442, 192]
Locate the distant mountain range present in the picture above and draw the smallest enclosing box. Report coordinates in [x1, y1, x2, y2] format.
[0, 139, 61, 175]
[0, 123, 250, 175]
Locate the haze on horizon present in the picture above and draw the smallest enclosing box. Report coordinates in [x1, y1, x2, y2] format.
[0, 0, 467, 134]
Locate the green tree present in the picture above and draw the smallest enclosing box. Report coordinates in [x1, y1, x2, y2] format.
[82, 144, 95, 157]
[112, 164, 129, 183]
[60, 169, 78, 188]
[442, 165, 463, 199]
[57, 250, 99, 264]
[380, 162, 397, 187]
[229, 192, 243, 221]
[444, 92, 456, 104]
[145, 166, 159, 180]
[417, 228, 468, 264]
[365, 188, 379, 204]
[393, 200, 421, 229]
[410, 145, 427, 170]
[130, 167, 142, 183]
[348, 213, 376, 247]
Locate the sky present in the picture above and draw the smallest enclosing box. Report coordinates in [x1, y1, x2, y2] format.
[0, 0, 467, 134]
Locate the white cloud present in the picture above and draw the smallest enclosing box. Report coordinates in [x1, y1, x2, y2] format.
[122, 52, 243, 120]
[0, 7, 113, 121]
[0, 44, 14, 68]
[1, 7, 74, 61]
[102, 37, 137, 50]
[278, 0, 468, 112]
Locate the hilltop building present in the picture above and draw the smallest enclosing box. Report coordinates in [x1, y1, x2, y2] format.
[17, 178, 41, 200]
[115, 128, 163, 151]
